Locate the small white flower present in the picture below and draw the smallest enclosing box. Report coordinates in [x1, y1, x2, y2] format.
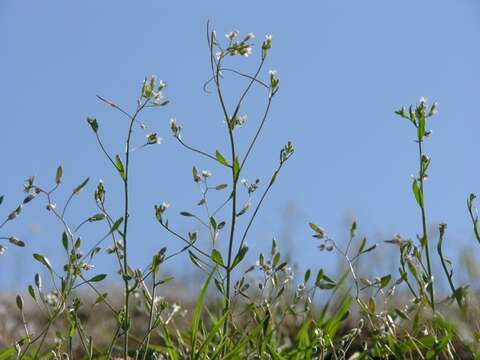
[201, 170, 212, 178]
[0, 245, 6, 255]
[146, 133, 162, 145]
[153, 296, 164, 307]
[45, 292, 60, 307]
[240, 178, 248, 185]
[244, 32, 255, 40]
[46, 203, 56, 211]
[225, 30, 239, 40]
[419, 96, 427, 104]
[80, 262, 94, 271]
[161, 202, 170, 211]
[237, 114, 247, 125]
[244, 46, 253, 57]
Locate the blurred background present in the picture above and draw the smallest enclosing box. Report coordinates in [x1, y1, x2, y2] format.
[1, 0, 479, 289]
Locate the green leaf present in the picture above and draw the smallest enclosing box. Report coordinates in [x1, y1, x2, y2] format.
[115, 155, 125, 180]
[180, 211, 194, 217]
[94, 293, 108, 305]
[211, 249, 224, 266]
[89, 213, 106, 222]
[215, 150, 229, 166]
[110, 217, 124, 233]
[188, 250, 204, 270]
[191, 267, 216, 354]
[233, 157, 240, 181]
[236, 201, 250, 217]
[88, 274, 107, 283]
[196, 312, 229, 356]
[33, 253, 53, 272]
[209, 216, 217, 231]
[155, 276, 174, 287]
[231, 246, 248, 269]
[55, 166, 63, 185]
[0, 347, 16, 360]
[269, 171, 278, 186]
[73, 177, 90, 194]
[379, 274, 392, 289]
[215, 184, 228, 190]
[412, 179, 423, 207]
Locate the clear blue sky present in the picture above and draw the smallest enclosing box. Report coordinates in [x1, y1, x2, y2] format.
[1, 0, 480, 288]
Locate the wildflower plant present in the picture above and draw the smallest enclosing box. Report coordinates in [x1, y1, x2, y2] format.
[2, 24, 480, 360]
[154, 23, 294, 353]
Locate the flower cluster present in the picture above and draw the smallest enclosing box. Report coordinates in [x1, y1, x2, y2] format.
[141, 75, 168, 106]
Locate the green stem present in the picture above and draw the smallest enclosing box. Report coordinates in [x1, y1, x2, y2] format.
[417, 140, 435, 311]
[122, 102, 146, 359]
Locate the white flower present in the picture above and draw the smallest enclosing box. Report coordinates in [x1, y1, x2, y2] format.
[237, 114, 247, 125]
[80, 262, 94, 271]
[146, 133, 162, 145]
[262, 35, 273, 58]
[46, 203, 56, 211]
[172, 303, 181, 313]
[225, 30, 239, 40]
[244, 32, 255, 40]
[201, 170, 212, 178]
[161, 202, 170, 211]
[45, 292, 60, 307]
[244, 46, 253, 57]
[0, 245, 6, 255]
[419, 96, 427, 104]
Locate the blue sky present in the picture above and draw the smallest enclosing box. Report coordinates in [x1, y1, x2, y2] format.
[1, 0, 480, 288]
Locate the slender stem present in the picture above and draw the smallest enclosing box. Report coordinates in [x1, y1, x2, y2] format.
[417, 140, 435, 311]
[437, 225, 461, 307]
[175, 137, 220, 163]
[121, 100, 146, 359]
[122, 116, 135, 359]
[240, 97, 272, 171]
[208, 26, 238, 343]
[142, 272, 156, 360]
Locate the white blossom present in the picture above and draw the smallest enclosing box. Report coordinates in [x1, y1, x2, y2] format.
[46, 203, 56, 211]
[225, 30, 239, 40]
